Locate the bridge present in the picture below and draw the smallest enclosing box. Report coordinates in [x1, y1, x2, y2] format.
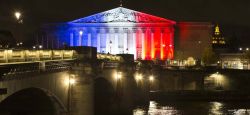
[0, 48, 150, 115]
[1, 48, 250, 115]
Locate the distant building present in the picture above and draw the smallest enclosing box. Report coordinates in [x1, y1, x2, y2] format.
[220, 53, 249, 70]
[211, 24, 228, 54]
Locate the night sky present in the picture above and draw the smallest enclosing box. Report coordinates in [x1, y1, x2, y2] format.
[1, 0, 250, 46]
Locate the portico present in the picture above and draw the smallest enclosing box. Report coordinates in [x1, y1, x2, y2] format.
[46, 7, 176, 60]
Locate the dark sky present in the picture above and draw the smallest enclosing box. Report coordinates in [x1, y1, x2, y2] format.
[1, 0, 250, 45]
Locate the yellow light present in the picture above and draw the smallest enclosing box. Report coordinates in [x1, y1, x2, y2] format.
[69, 79, 76, 84]
[149, 76, 154, 82]
[135, 74, 143, 81]
[115, 72, 122, 80]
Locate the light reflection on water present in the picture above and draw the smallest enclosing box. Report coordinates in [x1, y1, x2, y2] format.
[133, 101, 250, 115]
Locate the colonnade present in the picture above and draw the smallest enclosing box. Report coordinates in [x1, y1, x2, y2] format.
[69, 27, 174, 60]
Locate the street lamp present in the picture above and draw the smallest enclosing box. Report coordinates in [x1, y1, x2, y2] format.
[239, 47, 243, 51]
[14, 11, 23, 23]
[39, 45, 43, 49]
[149, 76, 154, 82]
[15, 12, 21, 20]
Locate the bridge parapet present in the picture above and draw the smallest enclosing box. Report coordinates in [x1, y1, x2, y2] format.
[0, 49, 77, 64]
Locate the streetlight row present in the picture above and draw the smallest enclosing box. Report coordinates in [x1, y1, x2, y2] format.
[239, 47, 249, 51]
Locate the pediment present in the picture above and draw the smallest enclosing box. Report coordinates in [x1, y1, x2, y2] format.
[69, 7, 175, 24]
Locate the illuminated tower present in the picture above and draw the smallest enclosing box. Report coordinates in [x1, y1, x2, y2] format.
[212, 24, 226, 48]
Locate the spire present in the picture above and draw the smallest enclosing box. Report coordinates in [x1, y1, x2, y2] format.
[212, 24, 226, 45]
[215, 24, 220, 35]
[120, 0, 123, 7]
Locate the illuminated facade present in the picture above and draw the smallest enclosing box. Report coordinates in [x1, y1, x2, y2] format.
[43, 7, 176, 60]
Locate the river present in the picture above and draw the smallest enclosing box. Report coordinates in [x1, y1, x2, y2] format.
[133, 101, 250, 115]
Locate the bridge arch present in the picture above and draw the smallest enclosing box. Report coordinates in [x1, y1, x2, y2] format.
[0, 87, 67, 115]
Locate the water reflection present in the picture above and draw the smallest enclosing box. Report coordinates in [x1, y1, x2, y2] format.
[133, 101, 250, 115]
[209, 102, 223, 115]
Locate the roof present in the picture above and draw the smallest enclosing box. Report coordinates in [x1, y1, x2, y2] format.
[69, 7, 176, 24]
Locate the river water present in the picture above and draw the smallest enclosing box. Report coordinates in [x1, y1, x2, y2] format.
[133, 101, 250, 115]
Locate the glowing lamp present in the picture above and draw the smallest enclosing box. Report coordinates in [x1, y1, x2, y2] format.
[15, 12, 21, 20]
[149, 76, 154, 81]
[79, 31, 83, 35]
[69, 79, 76, 84]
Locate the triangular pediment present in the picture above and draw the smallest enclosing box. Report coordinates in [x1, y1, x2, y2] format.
[69, 7, 176, 24]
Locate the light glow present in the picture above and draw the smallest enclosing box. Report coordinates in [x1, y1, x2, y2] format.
[69, 79, 76, 84]
[15, 12, 21, 20]
[149, 76, 154, 81]
[135, 74, 143, 81]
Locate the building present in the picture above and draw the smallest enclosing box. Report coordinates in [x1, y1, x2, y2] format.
[174, 22, 213, 61]
[220, 53, 250, 70]
[42, 7, 176, 60]
[211, 24, 228, 54]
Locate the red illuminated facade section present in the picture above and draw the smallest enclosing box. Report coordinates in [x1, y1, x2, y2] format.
[134, 26, 175, 60]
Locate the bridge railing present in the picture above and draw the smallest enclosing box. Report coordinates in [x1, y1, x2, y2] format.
[0, 49, 77, 64]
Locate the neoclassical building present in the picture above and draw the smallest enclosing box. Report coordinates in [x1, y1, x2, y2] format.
[42, 7, 176, 60]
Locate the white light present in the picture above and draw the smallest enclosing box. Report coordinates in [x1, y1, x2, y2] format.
[149, 76, 154, 81]
[33, 46, 36, 49]
[69, 79, 76, 84]
[39, 45, 43, 49]
[15, 12, 21, 20]
[79, 31, 83, 35]
[239, 48, 242, 51]
[246, 48, 249, 51]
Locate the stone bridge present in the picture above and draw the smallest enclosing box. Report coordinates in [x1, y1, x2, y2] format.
[0, 48, 150, 115]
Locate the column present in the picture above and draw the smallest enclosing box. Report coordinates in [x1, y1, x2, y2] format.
[100, 28, 106, 53]
[123, 28, 128, 54]
[132, 29, 137, 59]
[105, 29, 110, 54]
[141, 29, 145, 60]
[97, 29, 101, 52]
[160, 31, 164, 60]
[79, 31, 83, 46]
[118, 28, 124, 54]
[151, 29, 155, 59]
[70, 32, 74, 46]
[127, 29, 134, 54]
[88, 33, 91, 46]
[114, 28, 119, 54]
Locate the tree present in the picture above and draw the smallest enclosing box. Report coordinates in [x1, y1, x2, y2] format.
[201, 47, 217, 66]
